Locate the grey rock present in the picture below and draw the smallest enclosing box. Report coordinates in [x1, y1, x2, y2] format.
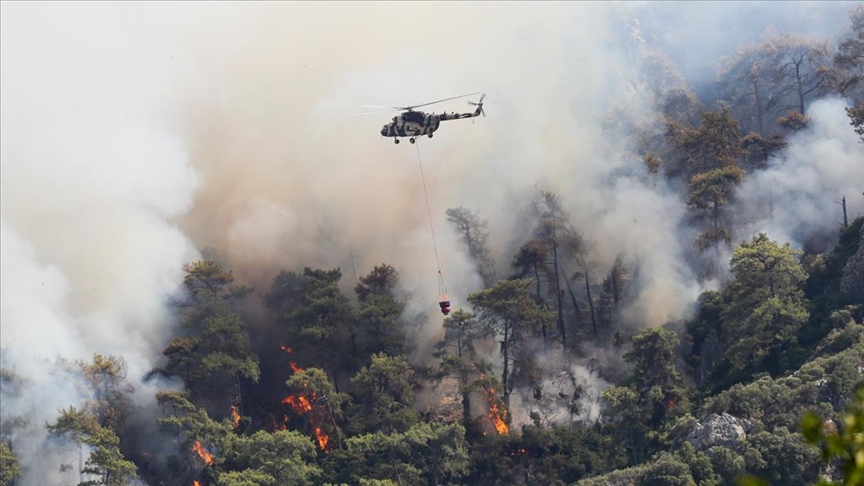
[686, 412, 751, 452]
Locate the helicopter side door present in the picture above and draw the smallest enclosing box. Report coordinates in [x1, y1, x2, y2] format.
[401, 112, 427, 135]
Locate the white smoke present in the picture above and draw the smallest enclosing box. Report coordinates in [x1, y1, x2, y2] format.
[141, 2, 712, 337]
[507, 344, 615, 430]
[735, 97, 864, 251]
[1, 2, 200, 483]
[2, 3, 859, 479]
[619, 1, 857, 96]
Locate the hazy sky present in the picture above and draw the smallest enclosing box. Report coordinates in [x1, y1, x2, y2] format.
[1, 2, 861, 483]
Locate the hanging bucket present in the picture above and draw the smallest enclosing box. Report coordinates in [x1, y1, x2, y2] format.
[439, 298, 451, 315]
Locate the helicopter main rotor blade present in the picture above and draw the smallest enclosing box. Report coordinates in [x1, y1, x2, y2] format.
[342, 110, 396, 118]
[402, 92, 480, 110]
[362, 105, 400, 110]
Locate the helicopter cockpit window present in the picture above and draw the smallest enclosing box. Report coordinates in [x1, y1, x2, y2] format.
[403, 112, 423, 124]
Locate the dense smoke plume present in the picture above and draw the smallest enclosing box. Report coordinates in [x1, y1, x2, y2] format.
[151, 1, 709, 331]
[735, 97, 864, 252]
[1, 3, 199, 483]
[621, 1, 858, 98]
[2, 2, 861, 482]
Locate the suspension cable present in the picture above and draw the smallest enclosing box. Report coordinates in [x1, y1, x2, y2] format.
[414, 143, 447, 295]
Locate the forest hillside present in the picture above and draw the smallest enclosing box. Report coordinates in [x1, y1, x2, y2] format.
[1, 2, 864, 485]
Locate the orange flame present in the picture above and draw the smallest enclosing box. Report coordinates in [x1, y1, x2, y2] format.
[231, 405, 241, 430]
[281, 345, 304, 373]
[282, 394, 314, 414]
[281, 391, 332, 452]
[191, 440, 214, 465]
[279, 344, 332, 453]
[314, 426, 330, 450]
[486, 388, 509, 435]
[193, 481, 201, 486]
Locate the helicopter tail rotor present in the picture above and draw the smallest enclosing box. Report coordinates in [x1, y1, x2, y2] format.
[468, 93, 486, 118]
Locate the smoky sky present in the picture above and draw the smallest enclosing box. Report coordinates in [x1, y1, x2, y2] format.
[735, 97, 864, 253]
[1, 2, 861, 483]
[622, 1, 860, 96]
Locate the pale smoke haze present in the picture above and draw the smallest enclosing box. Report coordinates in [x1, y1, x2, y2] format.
[153, 1, 703, 329]
[735, 97, 864, 251]
[1, 3, 199, 483]
[1, 2, 860, 483]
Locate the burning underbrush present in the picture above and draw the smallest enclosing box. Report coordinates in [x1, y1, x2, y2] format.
[230, 404, 241, 431]
[191, 440, 214, 465]
[276, 345, 333, 452]
[484, 387, 510, 435]
[422, 376, 511, 436]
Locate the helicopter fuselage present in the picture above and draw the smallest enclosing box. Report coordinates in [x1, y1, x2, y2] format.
[380, 107, 481, 143]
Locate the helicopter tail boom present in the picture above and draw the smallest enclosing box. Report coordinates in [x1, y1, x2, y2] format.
[436, 93, 486, 122]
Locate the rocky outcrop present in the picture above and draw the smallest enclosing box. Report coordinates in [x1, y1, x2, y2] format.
[686, 413, 751, 452]
[839, 223, 864, 300]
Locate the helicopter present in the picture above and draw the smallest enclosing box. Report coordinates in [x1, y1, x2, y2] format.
[345, 92, 486, 144]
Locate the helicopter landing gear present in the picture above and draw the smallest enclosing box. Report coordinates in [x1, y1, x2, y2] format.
[428, 133, 433, 138]
[409, 138, 416, 144]
[394, 139, 400, 144]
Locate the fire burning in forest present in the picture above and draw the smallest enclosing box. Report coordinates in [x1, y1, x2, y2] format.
[486, 388, 510, 435]
[281, 345, 304, 373]
[313, 426, 329, 450]
[191, 440, 214, 465]
[282, 393, 314, 414]
[475, 373, 509, 435]
[281, 390, 332, 452]
[231, 404, 241, 430]
[279, 344, 333, 453]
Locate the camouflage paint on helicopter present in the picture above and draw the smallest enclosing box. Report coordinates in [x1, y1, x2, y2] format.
[344, 92, 485, 144]
[380, 101, 484, 144]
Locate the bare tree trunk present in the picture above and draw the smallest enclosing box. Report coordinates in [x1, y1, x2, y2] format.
[552, 245, 565, 346]
[461, 388, 472, 424]
[551, 210, 566, 346]
[753, 78, 766, 135]
[533, 263, 546, 343]
[584, 267, 598, 335]
[233, 373, 243, 419]
[795, 58, 805, 114]
[561, 267, 583, 332]
[319, 389, 343, 451]
[502, 326, 510, 407]
[841, 196, 849, 228]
